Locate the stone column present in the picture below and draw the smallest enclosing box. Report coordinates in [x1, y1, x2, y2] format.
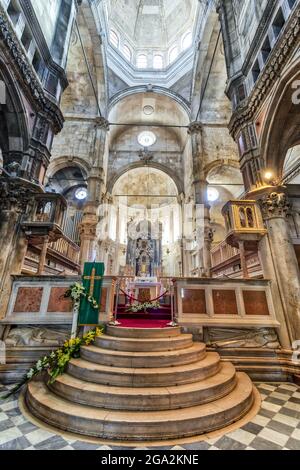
[258, 189, 300, 344]
[79, 118, 109, 268]
[188, 122, 213, 278]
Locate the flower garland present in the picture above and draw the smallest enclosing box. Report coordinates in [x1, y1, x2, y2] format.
[1, 327, 103, 399]
[64, 282, 99, 310]
[126, 301, 160, 313]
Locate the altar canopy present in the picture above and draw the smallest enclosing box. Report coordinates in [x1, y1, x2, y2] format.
[78, 262, 105, 325]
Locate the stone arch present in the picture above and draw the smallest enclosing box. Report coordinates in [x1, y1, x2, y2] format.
[203, 159, 240, 179]
[108, 85, 191, 118]
[260, 57, 300, 178]
[107, 162, 183, 195]
[0, 57, 29, 166]
[45, 156, 91, 185]
[190, 8, 229, 121]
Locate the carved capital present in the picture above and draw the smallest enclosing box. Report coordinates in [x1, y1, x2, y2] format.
[79, 222, 98, 239]
[259, 191, 290, 219]
[94, 117, 110, 131]
[188, 121, 203, 135]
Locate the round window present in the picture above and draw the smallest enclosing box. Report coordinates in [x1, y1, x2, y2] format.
[207, 187, 219, 202]
[75, 187, 88, 200]
[138, 131, 156, 147]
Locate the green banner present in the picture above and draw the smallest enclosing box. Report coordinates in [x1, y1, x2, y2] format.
[78, 262, 105, 326]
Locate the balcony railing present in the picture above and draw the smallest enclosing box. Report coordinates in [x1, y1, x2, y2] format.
[48, 235, 80, 269]
[211, 240, 239, 268]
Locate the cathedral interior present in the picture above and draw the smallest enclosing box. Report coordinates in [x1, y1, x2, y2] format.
[1, 0, 300, 452]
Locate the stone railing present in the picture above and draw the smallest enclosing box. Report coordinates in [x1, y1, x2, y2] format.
[3, 275, 117, 325]
[173, 277, 279, 329]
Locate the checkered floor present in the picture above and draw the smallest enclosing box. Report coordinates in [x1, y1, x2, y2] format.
[0, 383, 300, 450]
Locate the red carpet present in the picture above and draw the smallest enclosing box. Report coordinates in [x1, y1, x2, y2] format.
[117, 319, 171, 328]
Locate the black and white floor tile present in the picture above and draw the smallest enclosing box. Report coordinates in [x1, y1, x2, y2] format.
[0, 383, 300, 450]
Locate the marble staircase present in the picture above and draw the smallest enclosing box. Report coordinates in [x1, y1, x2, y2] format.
[26, 326, 257, 442]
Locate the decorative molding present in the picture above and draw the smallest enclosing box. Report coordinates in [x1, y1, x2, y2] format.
[0, 7, 64, 134]
[229, 5, 300, 139]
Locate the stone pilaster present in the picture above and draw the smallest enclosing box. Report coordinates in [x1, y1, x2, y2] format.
[79, 118, 110, 267]
[258, 188, 300, 345]
[188, 122, 213, 277]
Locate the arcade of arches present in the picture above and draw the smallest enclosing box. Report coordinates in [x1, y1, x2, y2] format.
[1, 0, 300, 448]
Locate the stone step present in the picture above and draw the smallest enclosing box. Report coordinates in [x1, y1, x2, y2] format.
[96, 333, 193, 352]
[67, 352, 221, 387]
[106, 326, 181, 338]
[49, 362, 237, 411]
[80, 343, 206, 368]
[26, 373, 254, 441]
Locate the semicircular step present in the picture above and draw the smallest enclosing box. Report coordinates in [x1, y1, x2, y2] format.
[95, 333, 193, 352]
[49, 362, 237, 411]
[106, 326, 182, 338]
[80, 342, 206, 368]
[66, 352, 221, 387]
[26, 373, 254, 441]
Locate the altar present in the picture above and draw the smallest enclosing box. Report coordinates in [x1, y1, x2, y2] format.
[128, 277, 161, 303]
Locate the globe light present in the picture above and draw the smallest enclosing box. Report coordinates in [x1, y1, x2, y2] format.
[264, 171, 273, 181]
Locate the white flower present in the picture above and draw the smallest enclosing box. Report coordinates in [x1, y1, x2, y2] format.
[27, 368, 35, 379]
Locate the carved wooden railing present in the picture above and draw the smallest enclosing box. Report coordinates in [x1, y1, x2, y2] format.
[211, 240, 239, 268]
[211, 239, 262, 279]
[48, 235, 80, 269]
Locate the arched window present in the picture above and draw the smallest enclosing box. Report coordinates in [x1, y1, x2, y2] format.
[109, 30, 119, 48]
[239, 208, 246, 228]
[182, 32, 192, 50]
[169, 46, 178, 63]
[122, 44, 132, 62]
[153, 55, 163, 69]
[246, 208, 255, 228]
[137, 54, 147, 68]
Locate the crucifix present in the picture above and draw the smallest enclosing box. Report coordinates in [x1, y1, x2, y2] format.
[83, 267, 103, 296]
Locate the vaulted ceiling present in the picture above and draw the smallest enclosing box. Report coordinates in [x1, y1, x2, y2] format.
[105, 0, 198, 50]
